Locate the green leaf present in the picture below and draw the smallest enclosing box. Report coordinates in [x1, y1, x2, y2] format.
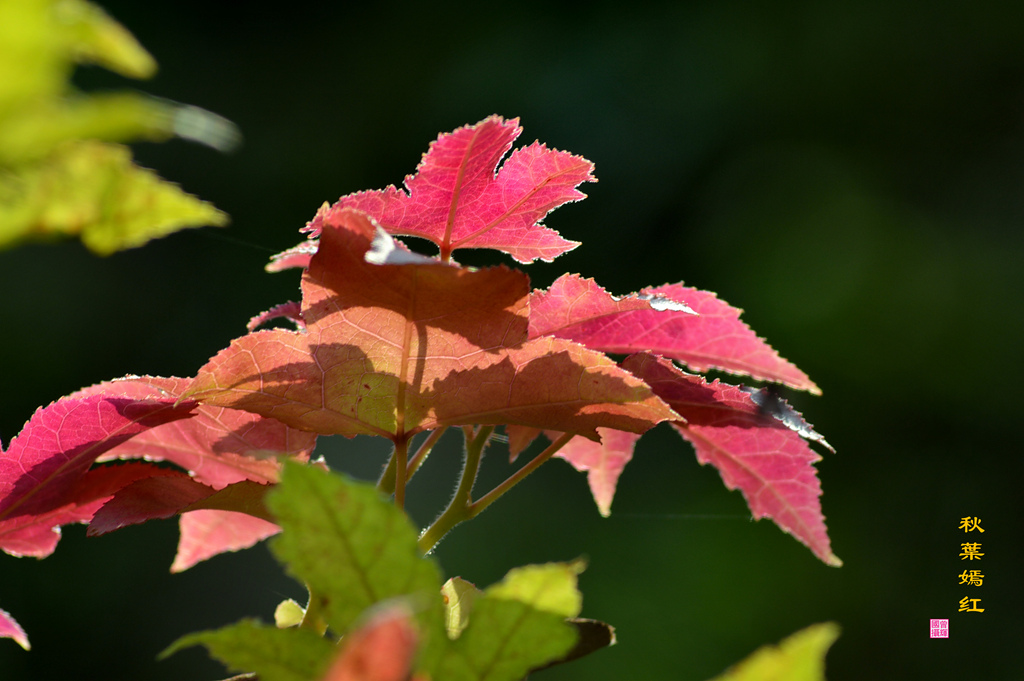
[706, 622, 840, 681]
[266, 463, 442, 636]
[0, 141, 227, 254]
[0, 0, 235, 254]
[442, 577, 481, 640]
[161, 620, 335, 681]
[274, 600, 305, 629]
[0, 0, 154, 108]
[427, 562, 584, 681]
[52, 0, 158, 78]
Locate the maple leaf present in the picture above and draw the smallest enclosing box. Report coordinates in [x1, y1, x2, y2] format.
[530, 274, 819, 394]
[172, 509, 280, 573]
[623, 354, 839, 566]
[318, 604, 420, 681]
[189, 209, 676, 441]
[0, 393, 194, 558]
[1, 605, 29, 651]
[75, 376, 317, 489]
[552, 428, 641, 517]
[308, 115, 594, 264]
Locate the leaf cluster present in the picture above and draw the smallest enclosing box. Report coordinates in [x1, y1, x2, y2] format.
[0, 108, 840, 679]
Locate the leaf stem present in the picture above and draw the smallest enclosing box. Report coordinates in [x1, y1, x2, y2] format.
[469, 432, 574, 517]
[406, 427, 447, 482]
[417, 425, 493, 554]
[378, 447, 397, 496]
[394, 436, 409, 510]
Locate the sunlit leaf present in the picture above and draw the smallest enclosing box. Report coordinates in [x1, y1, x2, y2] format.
[705, 622, 840, 681]
[162, 620, 336, 681]
[190, 209, 676, 441]
[0, 605, 30, 650]
[531, 274, 819, 394]
[623, 354, 839, 566]
[316, 115, 593, 263]
[266, 463, 441, 635]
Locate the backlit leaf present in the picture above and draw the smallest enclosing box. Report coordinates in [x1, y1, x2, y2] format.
[318, 115, 594, 263]
[79, 376, 316, 489]
[427, 562, 583, 681]
[266, 463, 441, 635]
[623, 354, 840, 566]
[0, 393, 194, 557]
[190, 209, 676, 441]
[530, 274, 819, 394]
[319, 604, 419, 681]
[553, 428, 641, 517]
[162, 620, 336, 681]
[172, 510, 280, 573]
[0, 141, 227, 254]
[705, 622, 840, 681]
[1, 605, 29, 650]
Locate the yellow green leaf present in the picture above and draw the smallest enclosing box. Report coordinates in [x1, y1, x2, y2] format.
[0, 141, 227, 254]
[441, 577, 481, 640]
[706, 622, 841, 681]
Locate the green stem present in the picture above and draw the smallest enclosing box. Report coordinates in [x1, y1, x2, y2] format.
[469, 432, 574, 517]
[417, 425, 493, 554]
[406, 427, 447, 482]
[394, 436, 409, 510]
[378, 448, 397, 496]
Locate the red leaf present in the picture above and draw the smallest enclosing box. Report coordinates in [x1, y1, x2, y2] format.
[0, 462, 174, 557]
[320, 604, 418, 681]
[505, 425, 542, 462]
[554, 428, 641, 517]
[247, 301, 305, 332]
[0, 606, 29, 650]
[317, 116, 594, 264]
[530, 275, 819, 394]
[0, 394, 194, 557]
[623, 354, 840, 566]
[189, 209, 676, 441]
[88, 475, 277, 569]
[77, 376, 316, 489]
[87, 473, 214, 536]
[172, 510, 280, 573]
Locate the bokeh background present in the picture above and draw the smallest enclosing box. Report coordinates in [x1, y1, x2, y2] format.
[2, 1, 1022, 679]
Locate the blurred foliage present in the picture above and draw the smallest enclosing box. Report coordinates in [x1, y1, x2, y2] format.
[0, 0, 233, 253]
[706, 623, 840, 681]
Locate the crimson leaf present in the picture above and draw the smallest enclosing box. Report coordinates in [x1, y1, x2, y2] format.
[319, 115, 594, 264]
[0, 393, 194, 558]
[530, 274, 819, 394]
[623, 353, 839, 566]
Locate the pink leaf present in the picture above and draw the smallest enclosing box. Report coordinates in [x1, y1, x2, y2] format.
[88, 475, 278, 569]
[77, 376, 316, 489]
[0, 462, 176, 557]
[0, 394, 194, 557]
[0, 606, 29, 650]
[247, 301, 305, 332]
[530, 275, 819, 394]
[554, 429, 641, 517]
[172, 510, 280, 573]
[87, 473, 214, 536]
[505, 425, 542, 462]
[320, 604, 418, 681]
[623, 354, 839, 566]
[318, 116, 594, 263]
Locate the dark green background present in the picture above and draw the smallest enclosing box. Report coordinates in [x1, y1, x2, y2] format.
[1, 1, 1021, 679]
